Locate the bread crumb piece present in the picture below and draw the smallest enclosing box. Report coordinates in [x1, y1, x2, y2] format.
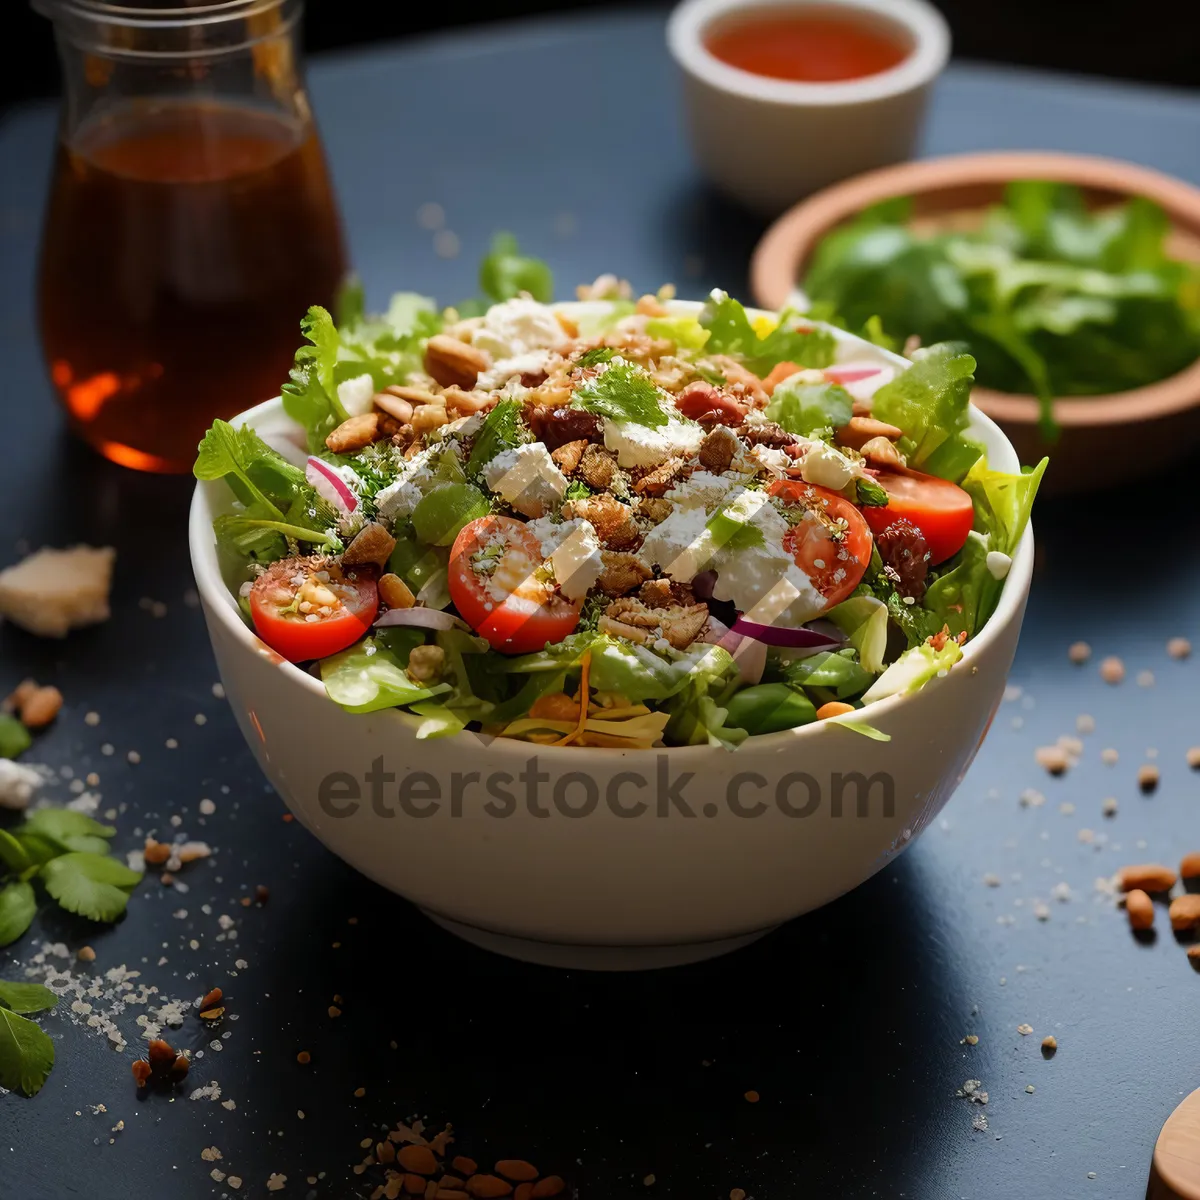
[267, 1174, 287, 1191]
[0, 545, 115, 637]
[1099, 656, 1124, 684]
[962, 1034, 979, 1046]
[1068, 641, 1091, 664]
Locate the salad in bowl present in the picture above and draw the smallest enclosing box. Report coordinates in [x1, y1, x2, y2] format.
[195, 260, 1045, 754]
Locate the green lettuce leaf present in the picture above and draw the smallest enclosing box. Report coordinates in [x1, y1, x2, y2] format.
[826, 594, 890, 674]
[0, 1004, 54, 1096]
[479, 232, 554, 303]
[783, 648, 872, 699]
[281, 305, 348, 450]
[871, 343, 983, 481]
[321, 639, 452, 714]
[39, 853, 142, 922]
[862, 637, 963, 703]
[699, 291, 836, 374]
[467, 398, 527, 476]
[765, 379, 853, 438]
[962, 455, 1048, 555]
[644, 315, 711, 350]
[0, 881, 36, 948]
[0, 980, 58, 1015]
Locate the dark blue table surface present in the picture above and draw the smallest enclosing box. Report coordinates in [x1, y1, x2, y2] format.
[2, 11, 1199, 1200]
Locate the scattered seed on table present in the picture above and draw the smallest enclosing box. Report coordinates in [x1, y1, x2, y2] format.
[211, 682, 226, 699]
[77, 945, 95, 962]
[194, 713, 207, 726]
[328, 1005, 342, 1018]
[1169, 895, 1200, 932]
[296, 1051, 311, 1064]
[1026, 1085, 1036, 1093]
[1136, 670, 1155, 688]
[1076, 713, 1095, 734]
[127, 750, 141, 764]
[354, 1087, 366, 1098]
[730, 1190, 747, 1200]
[1101, 748, 1119, 766]
[1137, 764, 1160, 793]
[1118, 863, 1178, 892]
[1167, 637, 1192, 659]
[983, 873, 1002, 887]
[963, 1034, 979, 1046]
[84, 710, 100, 726]
[1036, 745, 1070, 774]
[643, 1175, 656, 1187]
[1187, 746, 1200, 769]
[1042, 1036, 1057, 1054]
[1099, 656, 1125, 684]
[1068, 641, 1092, 664]
[1181, 852, 1200, 880]
[1187, 946, 1200, 968]
[1102, 798, 1118, 818]
[1017, 1024, 1034, 1036]
[1126, 889, 1154, 931]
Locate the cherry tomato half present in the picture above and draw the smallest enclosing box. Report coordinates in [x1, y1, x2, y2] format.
[767, 480, 872, 609]
[249, 557, 379, 663]
[448, 516, 582, 654]
[862, 467, 974, 564]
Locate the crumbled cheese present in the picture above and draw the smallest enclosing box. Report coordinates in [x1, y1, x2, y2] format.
[483, 443, 568, 518]
[548, 520, 604, 601]
[472, 297, 569, 360]
[375, 448, 440, 524]
[750, 444, 791, 477]
[986, 550, 1012, 580]
[477, 349, 555, 391]
[336, 373, 376, 417]
[0, 545, 115, 637]
[0, 759, 44, 810]
[639, 505, 717, 582]
[665, 471, 740, 511]
[604, 418, 704, 468]
[798, 441, 859, 491]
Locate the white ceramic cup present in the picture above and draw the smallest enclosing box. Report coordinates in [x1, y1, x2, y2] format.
[667, 0, 951, 215]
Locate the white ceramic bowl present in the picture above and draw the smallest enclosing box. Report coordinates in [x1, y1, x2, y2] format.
[666, 0, 951, 215]
[189, 302, 1033, 971]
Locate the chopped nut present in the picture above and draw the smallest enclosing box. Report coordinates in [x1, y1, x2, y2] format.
[1067, 641, 1092, 664]
[836, 415, 903, 449]
[343, 522, 397, 568]
[575, 444, 619, 490]
[328, 1005, 342, 1019]
[424, 334, 491, 390]
[1125, 889, 1154, 931]
[1099, 655, 1125, 684]
[550, 439, 589, 475]
[1168, 894, 1200, 932]
[453, 1158, 478, 1177]
[397, 1145, 439, 1176]
[411, 405, 450, 434]
[697, 425, 739, 472]
[1180, 851, 1200, 881]
[76, 945, 96, 962]
[530, 1179, 564, 1198]
[145, 842, 174, 867]
[379, 573, 416, 610]
[465, 1176, 513, 1198]
[1117, 863, 1177, 893]
[495, 1162, 538, 1183]
[326, 412, 386, 454]
[1041, 1036, 1057, 1054]
[563, 494, 639, 549]
[632, 457, 685, 497]
[858, 435, 904, 466]
[602, 596, 709, 649]
[20, 685, 63, 728]
[744, 1090, 760, 1102]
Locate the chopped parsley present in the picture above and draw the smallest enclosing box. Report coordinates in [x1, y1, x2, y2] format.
[571, 359, 669, 429]
[467, 399, 526, 477]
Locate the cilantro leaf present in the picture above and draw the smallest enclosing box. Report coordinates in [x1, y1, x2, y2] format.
[575, 346, 615, 369]
[194, 421, 289, 517]
[766, 380, 853, 439]
[479, 233, 554, 303]
[0, 882, 36, 948]
[572, 360, 669, 429]
[24, 809, 115, 842]
[0, 1005, 55, 1097]
[467, 398, 527, 477]
[40, 853, 142, 923]
[280, 305, 349, 450]
[0, 714, 31, 760]
[699, 291, 836, 375]
[0, 980, 58, 1015]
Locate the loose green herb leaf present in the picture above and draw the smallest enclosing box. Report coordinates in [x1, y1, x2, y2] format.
[572, 360, 669, 429]
[193, 421, 290, 517]
[765, 380, 853, 439]
[0, 1005, 55, 1096]
[563, 479, 591, 502]
[0, 830, 31, 875]
[479, 233, 554, 304]
[699, 291, 836, 374]
[467, 398, 526, 476]
[24, 809, 115, 843]
[856, 477, 890, 507]
[12, 832, 62, 868]
[0, 882, 36, 947]
[0, 980, 58, 1015]
[213, 513, 339, 556]
[575, 346, 615, 369]
[40, 853, 142, 923]
[0, 715, 31, 760]
[280, 305, 348, 449]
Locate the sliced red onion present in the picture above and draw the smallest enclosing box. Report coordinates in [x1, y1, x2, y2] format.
[306, 456, 357, 516]
[824, 365, 883, 384]
[374, 607, 470, 632]
[730, 618, 844, 649]
[692, 570, 718, 601]
[697, 620, 767, 685]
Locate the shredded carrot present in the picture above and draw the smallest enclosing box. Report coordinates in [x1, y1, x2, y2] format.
[553, 650, 592, 746]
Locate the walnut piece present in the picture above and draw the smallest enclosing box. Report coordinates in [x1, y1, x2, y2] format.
[596, 551, 652, 598]
[576, 444, 620, 490]
[698, 426, 740, 472]
[563, 494, 640, 549]
[633, 457, 685, 497]
[550, 439, 589, 475]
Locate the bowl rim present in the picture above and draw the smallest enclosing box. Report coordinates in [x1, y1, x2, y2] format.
[188, 298, 1034, 760]
[665, 0, 950, 108]
[750, 149, 1200, 427]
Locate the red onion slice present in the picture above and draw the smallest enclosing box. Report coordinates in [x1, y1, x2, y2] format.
[306, 457, 358, 515]
[730, 618, 844, 649]
[824, 365, 883, 384]
[374, 607, 470, 632]
[692, 570, 718, 601]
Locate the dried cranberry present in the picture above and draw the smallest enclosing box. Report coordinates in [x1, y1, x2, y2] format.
[527, 406, 603, 450]
[875, 519, 929, 600]
[676, 381, 744, 425]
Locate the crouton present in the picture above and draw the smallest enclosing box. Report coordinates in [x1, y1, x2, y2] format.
[0, 546, 115, 638]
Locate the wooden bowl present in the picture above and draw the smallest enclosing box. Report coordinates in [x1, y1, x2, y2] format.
[750, 151, 1200, 493]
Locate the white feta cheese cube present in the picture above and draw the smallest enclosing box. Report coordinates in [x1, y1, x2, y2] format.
[664, 471, 739, 511]
[549, 520, 604, 601]
[638, 505, 717, 582]
[477, 349, 555, 391]
[472, 298, 569, 360]
[483, 443, 568, 518]
[335, 373, 377, 417]
[604, 418, 704, 468]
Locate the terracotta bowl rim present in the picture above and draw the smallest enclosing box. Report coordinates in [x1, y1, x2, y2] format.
[750, 149, 1200, 428]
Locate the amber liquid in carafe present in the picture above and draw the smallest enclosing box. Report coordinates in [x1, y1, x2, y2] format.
[38, 100, 347, 473]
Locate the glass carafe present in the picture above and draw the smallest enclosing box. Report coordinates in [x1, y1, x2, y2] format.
[34, 0, 348, 473]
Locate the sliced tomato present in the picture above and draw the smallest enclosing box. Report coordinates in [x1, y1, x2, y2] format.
[449, 516, 582, 654]
[250, 557, 378, 663]
[767, 481, 872, 608]
[862, 467, 974, 564]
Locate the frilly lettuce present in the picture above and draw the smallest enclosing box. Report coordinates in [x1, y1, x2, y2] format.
[765, 379, 854, 440]
[700, 291, 836, 375]
[321, 639, 451, 713]
[861, 637, 963, 703]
